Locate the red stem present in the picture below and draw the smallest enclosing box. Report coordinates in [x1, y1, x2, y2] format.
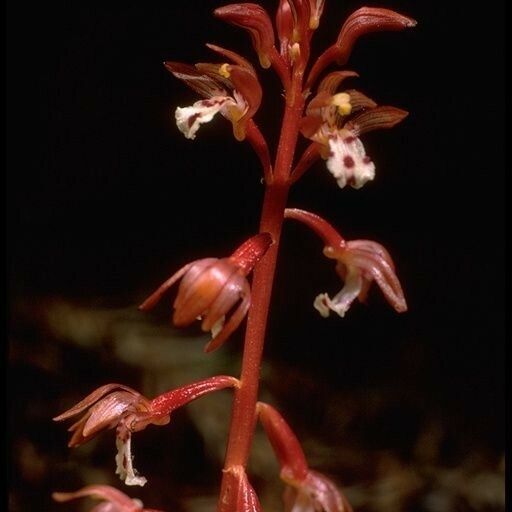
[290, 142, 321, 184]
[245, 120, 273, 183]
[150, 376, 240, 416]
[218, 76, 304, 500]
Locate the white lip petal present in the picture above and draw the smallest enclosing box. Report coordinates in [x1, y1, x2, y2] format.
[175, 96, 235, 140]
[115, 436, 147, 487]
[326, 132, 375, 189]
[314, 268, 363, 318]
[313, 293, 332, 318]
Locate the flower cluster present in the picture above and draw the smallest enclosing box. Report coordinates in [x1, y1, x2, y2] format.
[53, 1, 415, 510]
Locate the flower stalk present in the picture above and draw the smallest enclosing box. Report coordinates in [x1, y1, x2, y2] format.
[53, 2, 415, 510]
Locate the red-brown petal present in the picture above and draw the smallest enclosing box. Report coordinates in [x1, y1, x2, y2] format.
[173, 259, 218, 311]
[308, 0, 325, 29]
[306, 91, 334, 114]
[276, 0, 294, 51]
[345, 250, 406, 312]
[336, 7, 417, 64]
[227, 65, 263, 139]
[347, 240, 395, 270]
[82, 391, 144, 438]
[287, 0, 311, 42]
[317, 70, 359, 94]
[214, 4, 275, 68]
[53, 384, 140, 421]
[204, 281, 251, 353]
[345, 106, 408, 135]
[345, 89, 377, 111]
[201, 273, 245, 332]
[139, 261, 197, 311]
[299, 115, 324, 139]
[53, 485, 141, 511]
[163, 61, 224, 98]
[173, 260, 237, 326]
[206, 43, 256, 73]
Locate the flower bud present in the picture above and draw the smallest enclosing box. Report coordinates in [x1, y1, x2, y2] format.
[214, 4, 275, 68]
[335, 7, 417, 65]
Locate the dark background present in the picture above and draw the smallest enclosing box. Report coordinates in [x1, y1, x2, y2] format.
[7, 1, 505, 511]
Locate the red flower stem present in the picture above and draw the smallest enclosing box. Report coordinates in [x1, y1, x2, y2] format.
[290, 142, 321, 184]
[305, 44, 340, 91]
[150, 376, 240, 416]
[245, 120, 273, 183]
[268, 46, 291, 91]
[219, 80, 304, 488]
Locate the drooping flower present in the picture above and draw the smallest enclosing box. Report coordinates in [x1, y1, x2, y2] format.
[285, 208, 407, 317]
[53, 384, 168, 486]
[314, 239, 407, 318]
[139, 233, 272, 353]
[258, 402, 352, 512]
[300, 71, 408, 189]
[52, 484, 164, 512]
[54, 376, 239, 486]
[164, 56, 262, 141]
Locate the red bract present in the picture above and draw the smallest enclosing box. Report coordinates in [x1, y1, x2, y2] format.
[53, 485, 164, 512]
[283, 471, 353, 512]
[139, 233, 272, 353]
[214, 3, 276, 69]
[285, 208, 407, 316]
[219, 466, 262, 512]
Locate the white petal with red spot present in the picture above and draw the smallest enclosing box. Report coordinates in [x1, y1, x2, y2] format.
[326, 133, 375, 189]
[175, 96, 236, 139]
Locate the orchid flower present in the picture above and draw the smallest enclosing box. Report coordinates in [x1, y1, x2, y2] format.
[300, 71, 408, 189]
[139, 233, 272, 353]
[285, 208, 407, 317]
[54, 376, 239, 486]
[164, 56, 262, 142]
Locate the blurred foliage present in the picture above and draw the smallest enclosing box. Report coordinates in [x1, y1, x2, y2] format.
[9, 297, 504, 512]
